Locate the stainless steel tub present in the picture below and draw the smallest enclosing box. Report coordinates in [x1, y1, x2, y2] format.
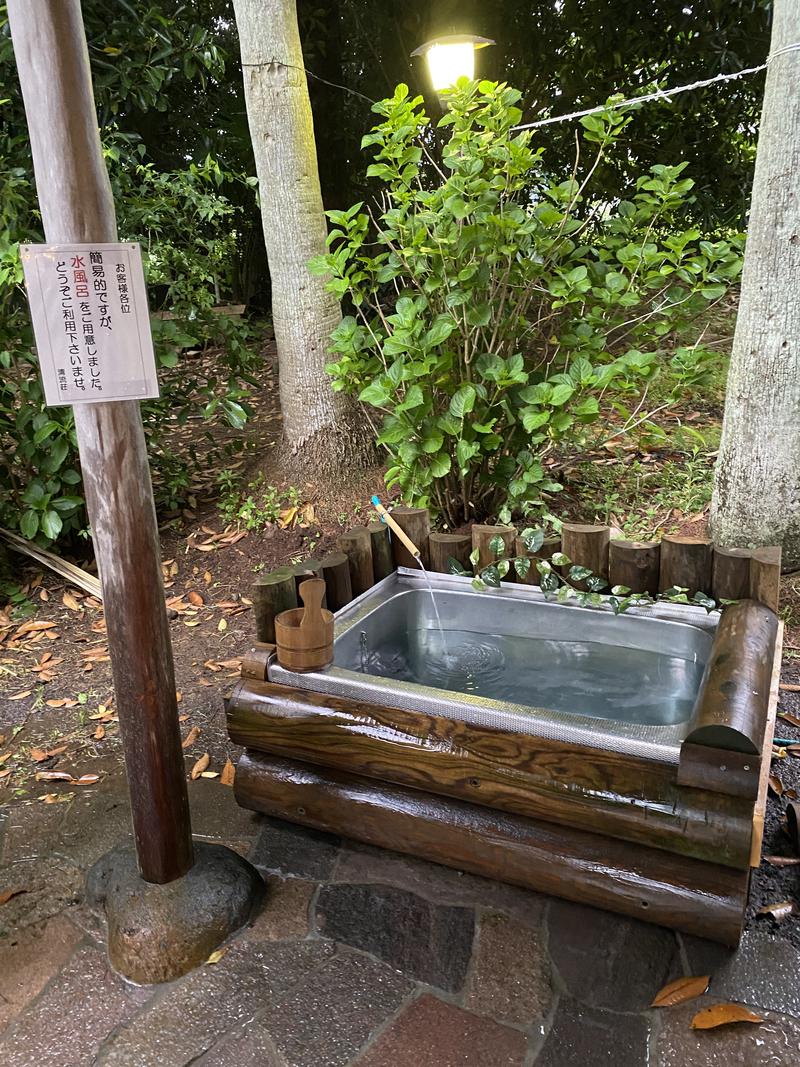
[269, 568, 719, 763]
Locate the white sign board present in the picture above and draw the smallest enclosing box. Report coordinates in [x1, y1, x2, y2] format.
[21, 242, 160, 406]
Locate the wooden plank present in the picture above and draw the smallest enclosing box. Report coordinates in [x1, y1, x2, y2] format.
[751, 620, 783, 866]
[685, 600, 779, 754]
[235, 753, 749, 946]
[608, 539, 660, 595]
[389, 507, 430, 569]
[659, 535, 713, 597]
[226, 680, 755, 869]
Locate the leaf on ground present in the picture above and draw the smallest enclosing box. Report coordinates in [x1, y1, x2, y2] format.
[72, 774, 101, 786]
[217, 618, 227, 632]
[188, 591, 204, 607]
[651, 974, 710, 1008]
[769, 775, 784, 798]
[764, 856, 800, 867]
[200, 771, 219, 779]
[691, 1004, 764, 1030]
[175, 691, 182, 703]
[178, 713, 189, 723]
[62, 591, 81, 611]
[8, 690, 32, 701]
[0, 768, 12, 780]
[205, 947, 227, 965]
[203, 571, 213, 585]
[34, 770, 73, 782]
[0, 888, 27, 906]
[757, 900, 795, 921]
[93, 725, 106, 740]
[778, 711, 800, 728]
[779, 684, 800, 692]
[182, 726, 201, 749]
[190, 753, 210, 779]
[0, 752, 12, 765]
[30, 745, 68, 763]
[45, 698, 69, 708]
[220, 759, 235, 787]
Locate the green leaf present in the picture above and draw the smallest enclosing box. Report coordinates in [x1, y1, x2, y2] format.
[359, 380, 391, 406]
[450, 385, 476, 419]
[489, 534, 505, 559]
[447, 557, 468, 576]
[40, 510, 63, 540]
[586, 575, 608, 593]
[568, 565, 593, 582]
[514, 556, 531, 578]
[19, 510, 39, 539]
[469, 547, 481, 567]
[481, 565, 501, 588]
[540, 571, 559, 594]
[429, 452, 451, 477]
[520, 527, 545, 553]
[550, 552, 571, 567]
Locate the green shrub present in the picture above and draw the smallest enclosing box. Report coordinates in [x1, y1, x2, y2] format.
[311, 80, 742, 526]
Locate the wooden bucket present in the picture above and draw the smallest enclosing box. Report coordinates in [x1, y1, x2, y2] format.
[274, 578, 334, 673]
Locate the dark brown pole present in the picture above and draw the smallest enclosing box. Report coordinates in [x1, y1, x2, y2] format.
[8, 0, 193, 883]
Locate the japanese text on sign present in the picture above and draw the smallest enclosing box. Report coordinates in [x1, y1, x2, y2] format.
[21, 242, 160, 406]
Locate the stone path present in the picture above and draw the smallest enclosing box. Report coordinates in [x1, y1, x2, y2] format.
[1, 769, 799, 1066]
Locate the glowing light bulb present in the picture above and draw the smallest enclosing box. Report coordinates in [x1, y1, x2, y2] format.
[426, 42, 476, 92]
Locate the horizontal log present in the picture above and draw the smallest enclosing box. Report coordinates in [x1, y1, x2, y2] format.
[686, 599, 778, 755]
[234, 753, 748, 946]
[226, 680, 755, 869]
[677, 743, 760, 800]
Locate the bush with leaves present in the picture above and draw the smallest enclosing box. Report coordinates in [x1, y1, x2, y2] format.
[311, 79, 742, 527]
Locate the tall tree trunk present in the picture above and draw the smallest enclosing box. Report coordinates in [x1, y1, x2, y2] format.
[232, 0, 373, 473]
[710, 0, 800, 568]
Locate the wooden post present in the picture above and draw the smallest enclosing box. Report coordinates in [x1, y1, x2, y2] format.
[429, 532, 471, 574]
[561, 524, 610, 589]
[337, 527, 373, 596]
[366, 521, 393, 582]
[252, 568, 297, 643]
[389, 506, 430, 569]
[471, 524, 516, 574]
[319, 551, 353, 612]
[712, 546, 752, 602]
[288, 559, 325, 603]
[8, 0, 193, 883]
[750, 546, 781, 612]
[515, 534, 560, 587]
[608, 539, 661, 596]
[659, 535, 713, 597]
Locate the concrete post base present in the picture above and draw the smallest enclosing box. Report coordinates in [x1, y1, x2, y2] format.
[87, 841, 265, 984]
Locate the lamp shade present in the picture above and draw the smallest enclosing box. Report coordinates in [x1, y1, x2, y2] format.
[411, 34, 495, 95]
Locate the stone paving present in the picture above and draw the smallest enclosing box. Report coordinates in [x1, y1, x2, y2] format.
[1, 769, 799, 1066]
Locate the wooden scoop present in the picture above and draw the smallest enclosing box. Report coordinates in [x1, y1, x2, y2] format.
[274, 578, 334, 673]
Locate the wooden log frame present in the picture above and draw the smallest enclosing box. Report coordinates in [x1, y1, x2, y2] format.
[608, 539, 660, 596]
[252, 568, 297, 644]
[514, 535, 561, 587]
[659, 535, 713, 597]
[561, 525, 610, 589]
[336, 528, 373, 598]
[683, 600, 779, 755]
[471, 524, 516, 574]
[235, 753, 749, 946]
[428, 532, 471, 574]
[227, 680, 756, 869]
[389, 507, 430, 569]
[319, 552, 353, 613]
[750, 546, 781, 613]
[712, 546, 752, 602]
[366, 522, 393, 583]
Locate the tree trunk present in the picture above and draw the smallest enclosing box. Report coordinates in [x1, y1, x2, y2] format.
[232, 0, 373, 473]
[710, 0, 800, 568]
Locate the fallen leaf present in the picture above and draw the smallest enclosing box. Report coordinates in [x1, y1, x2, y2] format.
[39, 588, 50, 602]
[175, 691, 182, 703]
[691, 1003, 764, 1030]
[780, 683, 800, 692]
[220, 759, 235, 787]
[0, 888, 27, 906]
[651, 974, 710, 1008]
[0, 769, 12, 780]
[45, 698, 69, 708]
[206, 947, 227, 965]
[203, 571, 213, 584]
[178, 713, 189, 723]
[764, 856, 800, 867]
[182, 726, 201, 749]
[190, 753, 210, 779]
[0, 752, 12, 765]
[757, 900, 795, 921]
[62, 591, 81, 611]
[769, 775, 784, 798]
[200, 771, 219, 779]
[188, 591, 204, 607]
[30, 745, 67, 763]
[93, 725, 106, 740]
[778, 711, 800, 728]
[73, 774, 101, 786]
[34, 770, 73, 782]
[38, 793, 71, 804]
[217, 618, 227, 632]
[8, 690, 32, 701]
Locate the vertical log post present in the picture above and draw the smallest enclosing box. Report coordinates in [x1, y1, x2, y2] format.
[608, 540, 661, 596]
[750, 546, 781, 612]
[289, 560, 325, 603]
[515, 534, 561, 587]
[337, 527, 374, 596]
[389, 506, 430, 569]
[429, 532, 471, 574]
[561, 524, 610, 590]
[471, 524, 517, 575]
[319, 551, 353, 612]
[712, 546, 753, 602]
[8, 0, 193, 884]
[659, 535, 713, 597]
[252, 568, 297, 643]
[366, 520, 394, 582]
